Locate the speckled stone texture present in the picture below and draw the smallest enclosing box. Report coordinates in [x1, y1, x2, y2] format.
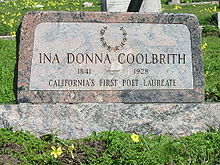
[218, 12, 220, 29]
[169, 0, 181, 5]
[18, 12, 204, 103]
[101, 0, 161, 12]
[0, 103, 219, 139]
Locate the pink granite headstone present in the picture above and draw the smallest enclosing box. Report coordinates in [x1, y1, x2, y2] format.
[17, 12, 204, 103]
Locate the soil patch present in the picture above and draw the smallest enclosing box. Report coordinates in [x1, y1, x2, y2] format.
[0, 143, 24, 153]
[0, 154, 21, 165]
[59, 140, 106, 165]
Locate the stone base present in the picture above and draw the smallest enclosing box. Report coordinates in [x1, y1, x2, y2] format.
[0, 103, 219, 139]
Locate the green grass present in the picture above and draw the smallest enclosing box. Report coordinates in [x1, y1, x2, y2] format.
[0, 1, 219, 35]
[0, 0, 101, 35]
[1, 128, 220, 164]
[161, 0, 214, 4]
[202, 36, 220, 101]
[0, 39, 16, 103]
[162, 4, 220, 26]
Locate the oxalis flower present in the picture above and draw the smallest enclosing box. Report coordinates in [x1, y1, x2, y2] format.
[201, 42, 208, 50]
[68, 144, 75, 151]
[51, 146, 62, 158]
[131, 133, 140, 143]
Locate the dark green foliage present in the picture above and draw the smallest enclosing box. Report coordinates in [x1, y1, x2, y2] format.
[1, 128, 220, 164]
[202, 25, 220, 37]
[161, 0, 169, 4]
[200, 14, 218, 26]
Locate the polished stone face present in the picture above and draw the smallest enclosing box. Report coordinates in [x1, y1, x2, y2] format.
[17, 12, 204, 103]
[101, 0, 161, 12]
[30, 22, 193, 90]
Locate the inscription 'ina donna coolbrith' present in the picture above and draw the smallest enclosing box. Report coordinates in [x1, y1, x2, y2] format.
[17, 12, 204, 103]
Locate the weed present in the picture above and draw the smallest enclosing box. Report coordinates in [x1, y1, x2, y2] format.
[1, 128, 220, 164]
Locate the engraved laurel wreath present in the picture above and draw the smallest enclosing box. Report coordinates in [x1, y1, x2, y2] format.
[100, 26, 127, 52]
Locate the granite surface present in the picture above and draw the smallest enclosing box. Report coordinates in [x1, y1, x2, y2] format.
[0, 103, 219, 139]
[17, 12, 204, 103]
[218, 12, 220, 29]
[101, 0, 161, 12]
[30, 23, 193, 90]
[169, 0, 181, 5]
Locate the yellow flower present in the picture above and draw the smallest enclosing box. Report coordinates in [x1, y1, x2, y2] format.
[68, 144, 75, 151]
[17, 12, 22, 16]
[10, 31, 16, 37]
[131, 133, 140, 143]
[213, 6, 217, 12]
[51, 146, 62, 158]
[201, 42, 208, 50]
[174, 5, 182, 10]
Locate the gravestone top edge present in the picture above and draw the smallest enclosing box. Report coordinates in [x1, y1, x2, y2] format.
[17, 11, 204, 103]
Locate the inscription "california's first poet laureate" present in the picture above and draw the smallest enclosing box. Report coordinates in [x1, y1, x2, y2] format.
[30, 22, 193, 90]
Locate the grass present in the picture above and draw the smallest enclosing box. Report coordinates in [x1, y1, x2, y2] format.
[202, 36, 220, 101]
[0, 1, 219, 35]
[161, 0, 215, 4]
[162, 4, 220, 26]
[0, 0, 101, 35]
[1, 128, 220, 164]
[0, 39, 16, 103]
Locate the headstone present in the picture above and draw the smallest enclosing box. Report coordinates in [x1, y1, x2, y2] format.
[169, 0, 181, 5]
[127, 0, 144, 12]
[218, 12, 220, 29]
[1, 10, 219, 140]
[101, 0, 161, 12]
[140, 0, 161, 12]
[17, 12, 204, 103]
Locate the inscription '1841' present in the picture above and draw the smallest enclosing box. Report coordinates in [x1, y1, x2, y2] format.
[30, 22, 193, 90]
